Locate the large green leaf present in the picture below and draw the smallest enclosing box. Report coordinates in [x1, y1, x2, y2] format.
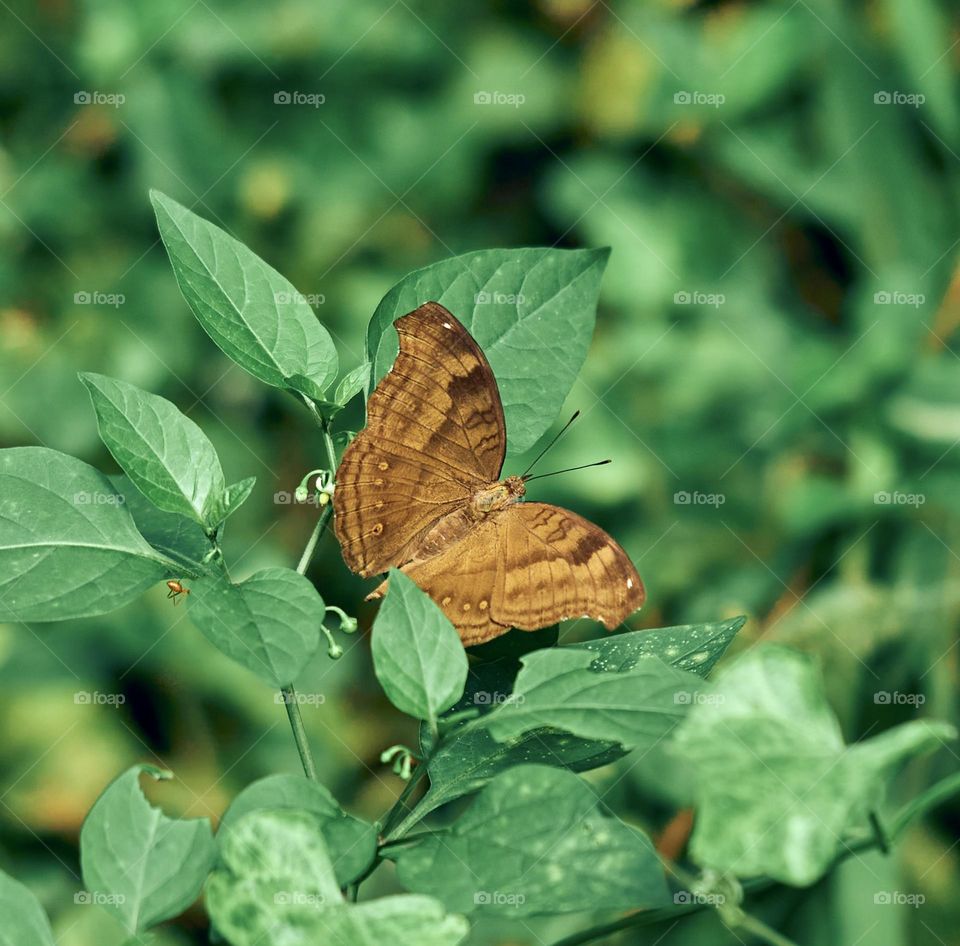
[80, 373, 228, 530]
[392, 765, 668, 916]
[470, 647, 698, 747]
[0, 447, 171, 622]
[151, 191, 338, 398]
[80, 764, 216, 934]
[206, 810, 468, 946]
[218, 774, 377, 884]
[673, 645, 957, 885]
[371, 569, 468, 726]
[110, 474, 212, 572]
[187, 568, 322, 688]
[0, 870, 56, 946]
[367, 247, 609, 455]
[410, 618, 745, 826]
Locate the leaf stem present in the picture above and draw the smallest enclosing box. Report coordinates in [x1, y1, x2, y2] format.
[280, 686, 318, 781]
[381, 763, 429, 838]
[296, 504, 332, 575]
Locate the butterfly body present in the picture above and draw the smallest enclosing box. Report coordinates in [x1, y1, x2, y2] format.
[334, 302, 644, 645]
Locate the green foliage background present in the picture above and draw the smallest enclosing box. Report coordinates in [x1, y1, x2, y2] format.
[1, 0, 959, 944]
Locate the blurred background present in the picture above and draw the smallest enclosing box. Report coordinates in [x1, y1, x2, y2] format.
[1, 0, 959, 943]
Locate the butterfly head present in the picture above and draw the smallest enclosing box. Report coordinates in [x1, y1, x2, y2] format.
[472, 476, 526, 515]
[503, 475, 527, 499]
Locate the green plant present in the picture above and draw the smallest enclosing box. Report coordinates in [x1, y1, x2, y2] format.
[0, 194, 956, 946]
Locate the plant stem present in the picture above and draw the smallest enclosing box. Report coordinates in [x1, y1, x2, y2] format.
[281, 411, 339, 780]
[734, 913, 801, 946]
[280, 686, 318, 781]
[381, 764, 429, 838]
[297, 504, 332, 575]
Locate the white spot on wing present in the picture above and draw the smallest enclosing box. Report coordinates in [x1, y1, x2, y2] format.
[442, 322, 452, 328]
[626, 578, 633, 589]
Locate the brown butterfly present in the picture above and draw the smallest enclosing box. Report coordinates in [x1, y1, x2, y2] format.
[333, 302, 645, 645]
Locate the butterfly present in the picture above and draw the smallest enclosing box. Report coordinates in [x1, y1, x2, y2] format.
[333, 302, 645, 646]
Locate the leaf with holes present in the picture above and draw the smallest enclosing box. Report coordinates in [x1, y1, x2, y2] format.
[80, 764, 215, 934]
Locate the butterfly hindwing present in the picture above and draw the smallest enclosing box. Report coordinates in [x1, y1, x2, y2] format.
[369, 517, 510, 646]
[492, 502, 645, 631]
[334, 303, 507, 577]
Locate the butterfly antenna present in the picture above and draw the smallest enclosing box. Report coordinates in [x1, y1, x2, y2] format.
[523, 459, 611, 483]
[521, 411, 581, 480]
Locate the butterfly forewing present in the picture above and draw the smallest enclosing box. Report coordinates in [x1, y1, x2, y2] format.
[334, 302, 507, 577]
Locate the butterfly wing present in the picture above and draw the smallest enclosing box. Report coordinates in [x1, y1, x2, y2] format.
[334, 302, 507, 577]
[376, 502, 643, 645]
[368, 517, 511, 646]
[492, 502, 645, 631]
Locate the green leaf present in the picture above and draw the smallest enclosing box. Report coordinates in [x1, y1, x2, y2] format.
[80, 373, 227, 530]
[206, 810, 468, 946]
[80, 764, 216, 934]
[0, 447, 171, 622]
[110, 474, 211, 572]
[411, 618, 744, 824]
[0, 869, 56, 946]
[472, 647, 698, 747]
[371, 569, 468, 725]
[187, 568, 323, 688]
[150, 191, 338, 397]
[216, 476, 257, 523]
[334, 362, 371, 405]
[218, 775, 377, 884]
[672, 645, 957, 886]
[391, 765, 668, 916]
[367, 247, 609, 455]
